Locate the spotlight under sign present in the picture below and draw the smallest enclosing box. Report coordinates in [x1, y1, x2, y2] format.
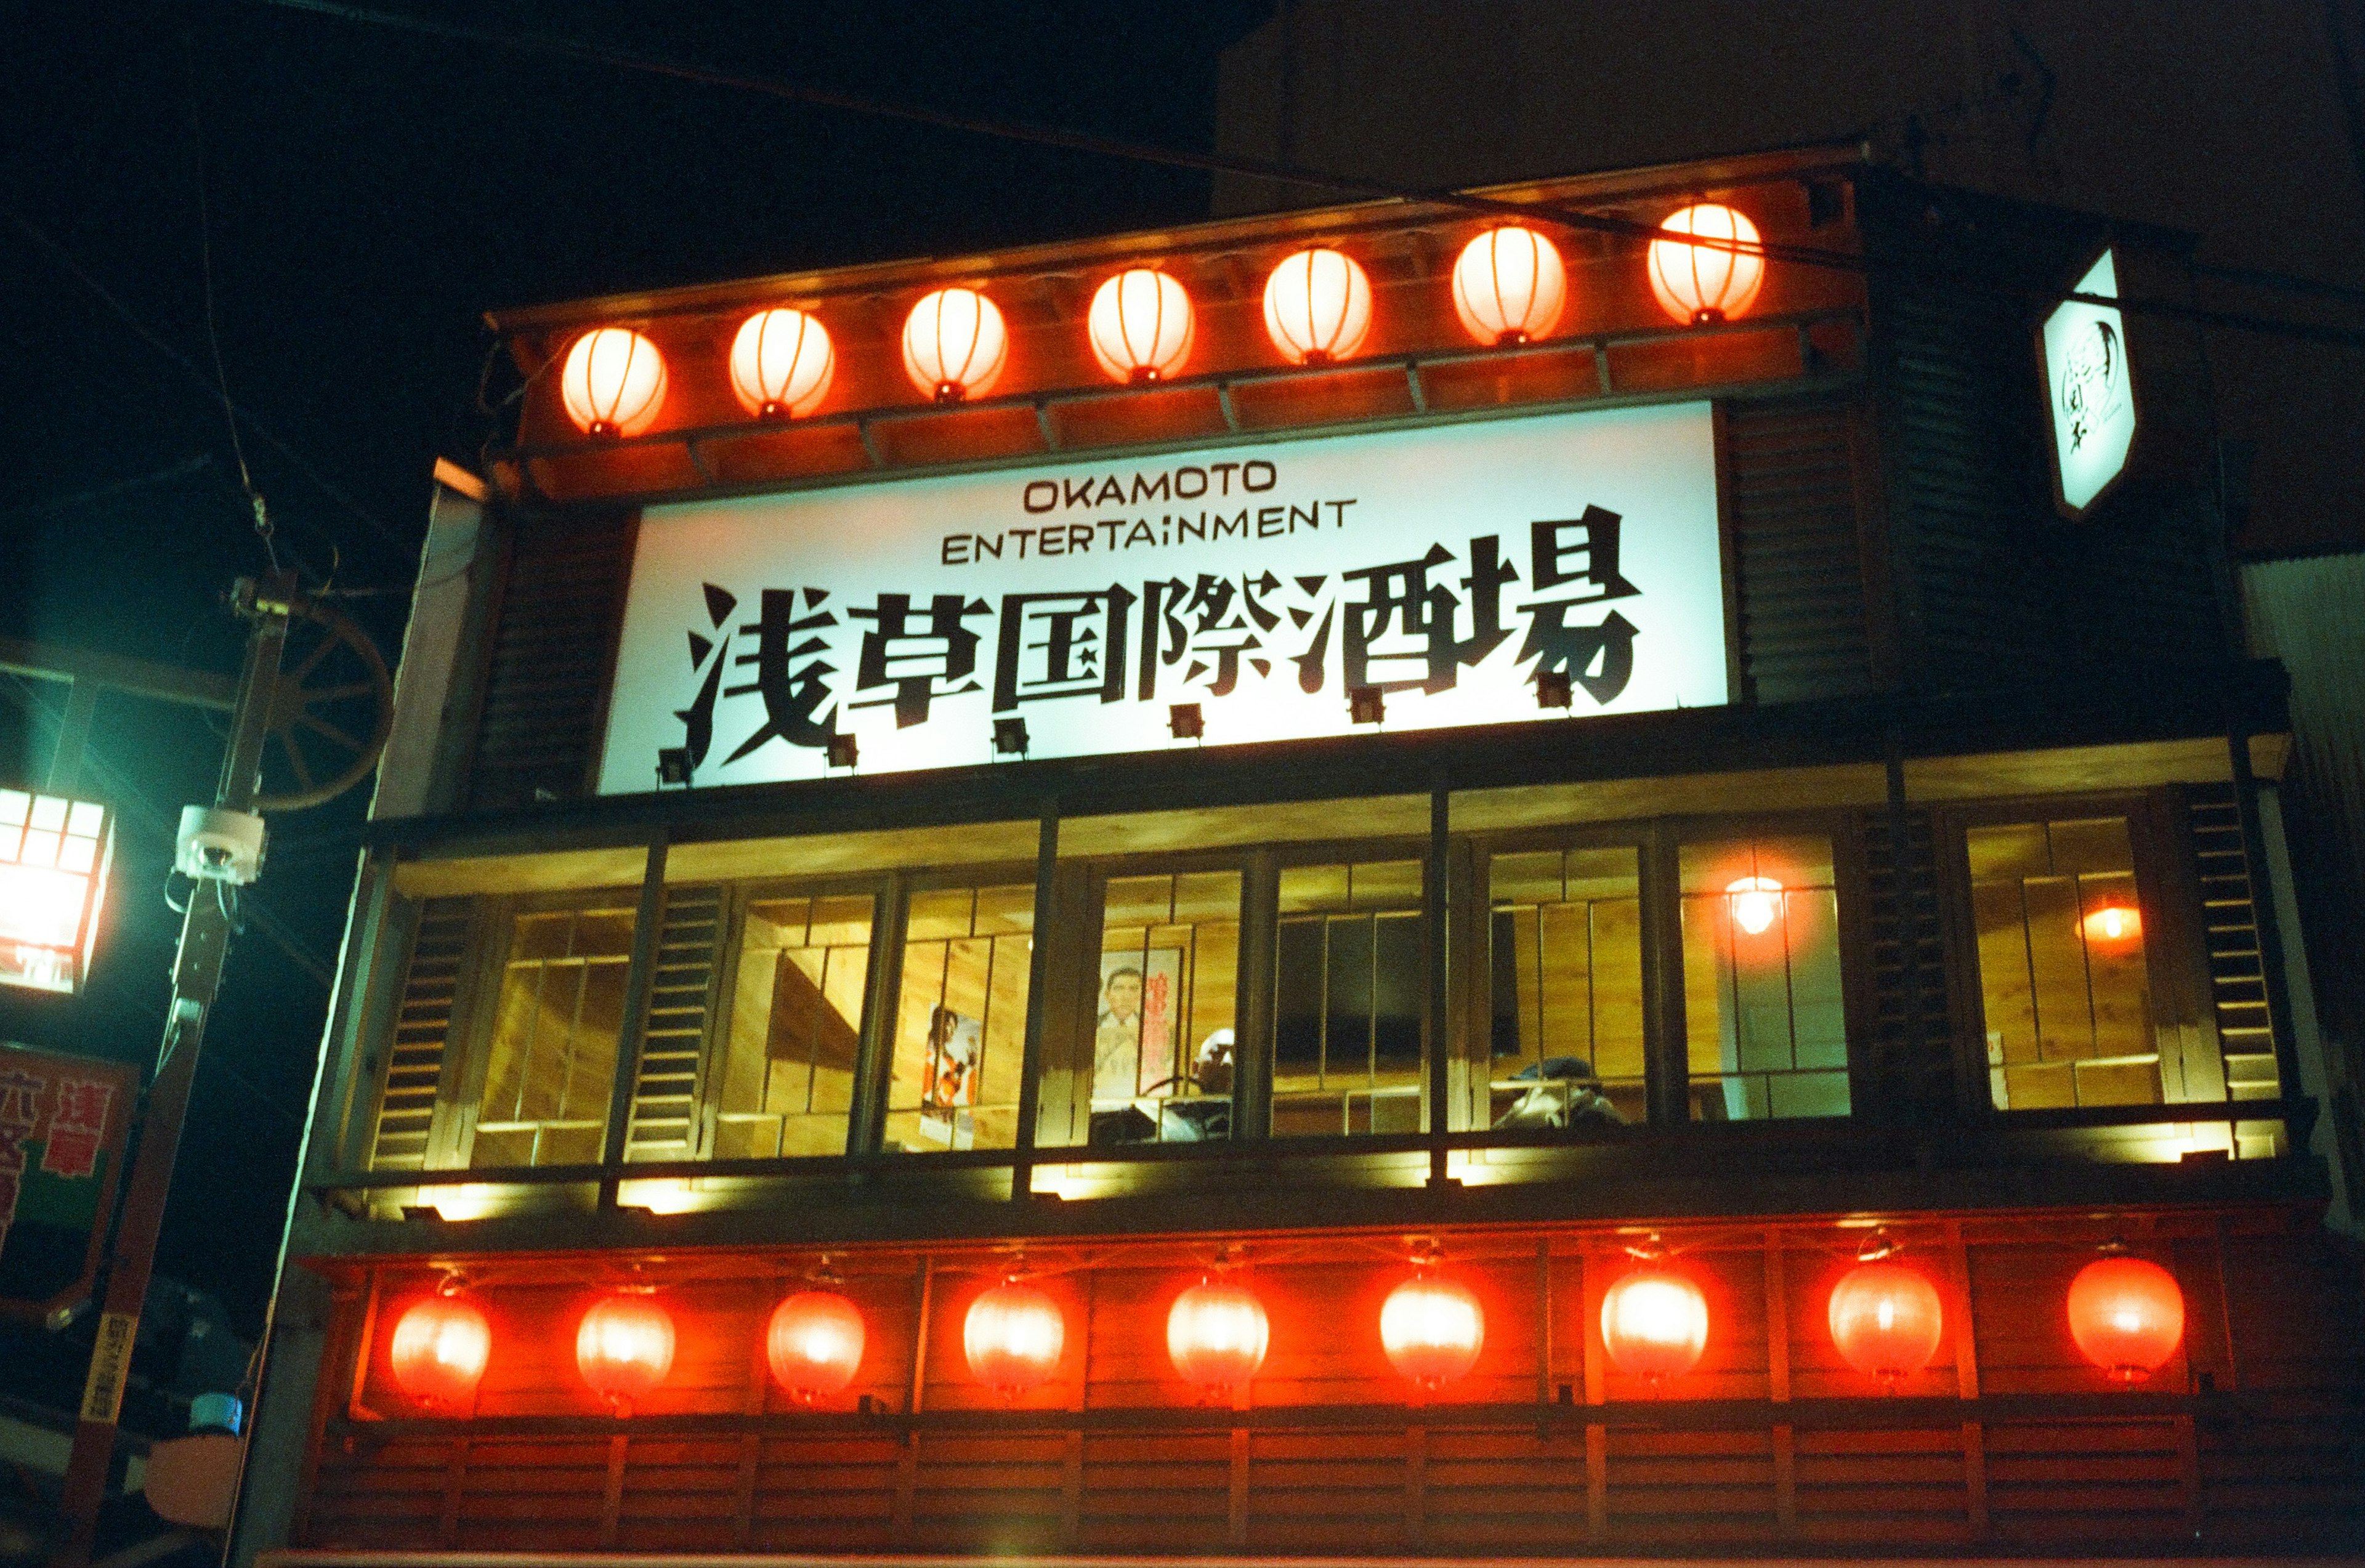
[0, 790, 113, 996]
[597, 402, 1729, 793]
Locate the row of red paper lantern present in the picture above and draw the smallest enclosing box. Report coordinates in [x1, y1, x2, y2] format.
[386, 1253, 2186, 1412]
[554, 204, 1770, 438]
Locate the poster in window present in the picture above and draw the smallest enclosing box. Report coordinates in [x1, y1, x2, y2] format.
[920, 1005, 982, 1147]
[1094, 949, 1184, 1100]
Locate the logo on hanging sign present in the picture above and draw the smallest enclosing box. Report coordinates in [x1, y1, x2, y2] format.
[2040, 249, 2137, 517]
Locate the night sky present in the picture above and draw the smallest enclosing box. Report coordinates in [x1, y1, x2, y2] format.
[1, 0, 1273, 1346]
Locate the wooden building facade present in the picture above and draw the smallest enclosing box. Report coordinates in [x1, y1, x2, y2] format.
[232, 148, 2365, 1567]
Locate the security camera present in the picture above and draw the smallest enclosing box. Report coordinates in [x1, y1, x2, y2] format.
[175, 807, 268, 886]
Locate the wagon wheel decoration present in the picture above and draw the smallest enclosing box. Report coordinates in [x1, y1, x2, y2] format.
[253, 597, 394, 812]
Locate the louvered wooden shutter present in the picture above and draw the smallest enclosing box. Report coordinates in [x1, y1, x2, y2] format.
[2187, 785, 2281, 1101]
[468, 508, 636, 811]
[1860, 807, 1955, 1121]
[1721, 399, 1877, 703]
[365, 899, 474, 1171]
[624, 885, 727, 1159]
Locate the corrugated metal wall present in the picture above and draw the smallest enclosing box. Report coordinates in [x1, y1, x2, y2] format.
[2242, 551, 2365, 1162]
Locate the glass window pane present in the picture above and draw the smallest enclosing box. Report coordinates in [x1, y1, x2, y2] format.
[1080, 871, 1241, 1147]
[471, 900, 636, 1168]
[1678, 838, 1850, 1121]
[884, 883, 1033, 1151]
[1968, 817, 2161, 1109]
[1271, 860, 1428, 1138]
[713, 894, 873, 1160]
[1489, 846, 1644, 1128]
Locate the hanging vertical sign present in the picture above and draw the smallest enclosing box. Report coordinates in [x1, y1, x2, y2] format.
[2040, 248, 2137, 519]
[597, 401, 1728, 792]
[0, 1045, 134, 1325]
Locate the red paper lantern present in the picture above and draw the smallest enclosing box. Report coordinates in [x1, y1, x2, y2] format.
[964, 1280, 1065, 1394]
[1827, 1262, 1944, 1384]
[2068, 1255, 2185, 1381]
[559, 326, 667, 438]
[1647, 203, 1765, 326]
[1600, 1268, 1709, 1381]
[1166, 1279, 1269, 1391]
[388, 1294, 490, 1407]
[1089, 268, 1195, 384]
[1452, 225, 1568, 346]
[765, 1290, 866, 1403]
[729, 307, 835, 419]
[902, 286, 1008, 402]
[1263, 248, 1373, 365]
[1380, 1274, 1484, 1389]
[576, 1293, 676, 1408]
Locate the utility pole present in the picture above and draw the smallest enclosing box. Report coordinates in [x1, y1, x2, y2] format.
[49, 574, 297, 1568]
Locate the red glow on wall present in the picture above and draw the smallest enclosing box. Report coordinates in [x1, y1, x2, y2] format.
[576, 1293, 676, 1410]
[1827, 1262, 1944, 1384]
[1600, 1268, 1709, 1382]
[2068, 1256, 2185, 1382]
[387, 1295, 490, 1408]
[1380, 1274, 1484, 1389]
[765, 1290, 866, 1404]
[964, 1280, 1065, 1395]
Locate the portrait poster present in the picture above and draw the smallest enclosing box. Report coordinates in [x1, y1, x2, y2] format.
[920, 1005, 982, 1147]
[1093, 948, 1184, 1101]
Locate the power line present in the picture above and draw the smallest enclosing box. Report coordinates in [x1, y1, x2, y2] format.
[240, 0, 2365, 352]
[0, 204, 419, 567]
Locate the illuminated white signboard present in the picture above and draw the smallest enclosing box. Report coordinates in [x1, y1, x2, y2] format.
[2040, 249, 2136, 517]
[597, 402, 1726, 793]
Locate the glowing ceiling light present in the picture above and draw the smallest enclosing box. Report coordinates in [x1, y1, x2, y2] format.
[2082, 905, 2141, 944]
[1726, 875, 1782, 937]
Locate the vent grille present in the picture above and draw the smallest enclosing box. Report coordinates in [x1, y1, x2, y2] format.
[1861, 807, 1953, 1121]
[365, 899, 472, 1171]
[624, 885, 727, 1158]
[468, 509, 635, 811]
[2189, 786, 2280, 1101]
[1722, 399, 1874, 702]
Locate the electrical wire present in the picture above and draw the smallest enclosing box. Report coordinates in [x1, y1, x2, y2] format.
[238, 0, 2365, 352]
[0, 204, 418, 566]
[184, 33, 281, 578]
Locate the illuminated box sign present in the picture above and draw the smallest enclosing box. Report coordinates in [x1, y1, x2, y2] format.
[598, 402, 1726, 793]
[0, 790, 112, 996]
[2040, 249, 2137, 518]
